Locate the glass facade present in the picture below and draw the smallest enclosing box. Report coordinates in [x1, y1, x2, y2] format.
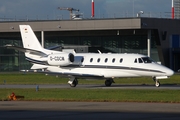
[0, 38, 31, 72]
[0, 30, 159, 72]
[45, 32, 159, 60]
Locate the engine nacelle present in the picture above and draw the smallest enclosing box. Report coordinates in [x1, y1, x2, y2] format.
[47, 53, 74, 66]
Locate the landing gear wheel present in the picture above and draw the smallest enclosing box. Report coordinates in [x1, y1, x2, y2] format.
[70, 78, 78, 87]
[105, 79, 114, 87]
[153, 77, 160, 87]
[155, 80, 160, 87]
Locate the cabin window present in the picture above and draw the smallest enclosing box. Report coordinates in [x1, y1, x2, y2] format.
[138, 58, 143, 63]
[97, 58, 100, 62]
[90, 58, 93, 62]
[112, 58, 115, 63]
[105, 58, 108, 63]
[134, 59, 137, 63]
[120, 58, 123, 63]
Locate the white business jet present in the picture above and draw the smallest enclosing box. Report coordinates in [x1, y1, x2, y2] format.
[6, 25, 174, 87]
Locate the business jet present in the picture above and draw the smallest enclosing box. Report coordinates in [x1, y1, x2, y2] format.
[6, 25, 174, 87]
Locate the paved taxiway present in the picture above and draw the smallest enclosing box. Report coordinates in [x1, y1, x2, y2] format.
[1, 84, 180, 119]
[0, 84, 180, 89]
[0, 101, 180, 120]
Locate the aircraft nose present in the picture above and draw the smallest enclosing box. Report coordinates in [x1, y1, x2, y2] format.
[166, 68, 174, 76]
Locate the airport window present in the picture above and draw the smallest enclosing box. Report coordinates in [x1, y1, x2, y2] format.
[120, 58, 123, 63]
[112, 58, 115, 63]
[97, 58, 100, 62]
[138, 58, 143, 63]
[105, 58, 108, 63]
[90, 58, 93, 62]
[134, 59, 137, 63]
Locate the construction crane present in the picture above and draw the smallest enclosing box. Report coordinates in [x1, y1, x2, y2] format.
[57, 7, 79, 19]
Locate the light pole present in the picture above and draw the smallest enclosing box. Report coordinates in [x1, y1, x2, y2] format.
[172, 0, 174, 19]
[133, 0, 134, 17]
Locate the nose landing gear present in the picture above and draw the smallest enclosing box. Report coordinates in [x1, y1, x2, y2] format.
[153, 77, 160, 87]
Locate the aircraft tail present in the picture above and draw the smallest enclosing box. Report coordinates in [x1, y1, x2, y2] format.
[19, 25, 43, 52]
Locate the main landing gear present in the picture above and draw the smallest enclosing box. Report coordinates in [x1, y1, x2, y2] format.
[105, 78, 115, 87]
[153, 77, 160, 87]
[68, 78, 115, 87]
[68, 78, 78, 87]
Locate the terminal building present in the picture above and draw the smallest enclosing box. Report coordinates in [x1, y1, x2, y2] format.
[0, 18, 180, 71]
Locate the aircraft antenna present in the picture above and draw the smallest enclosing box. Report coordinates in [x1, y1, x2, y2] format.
[97, 50, 102, 54]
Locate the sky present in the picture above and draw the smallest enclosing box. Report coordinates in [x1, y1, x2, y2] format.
[0, 0, 172, 20]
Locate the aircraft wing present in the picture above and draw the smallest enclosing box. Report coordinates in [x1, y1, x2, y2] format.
[21, 69, 104, 79]
[5, 45, 47, 56]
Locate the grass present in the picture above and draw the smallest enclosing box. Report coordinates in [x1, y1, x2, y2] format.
[1, 88, 180, 103]
[0, 73, 68, 84]
[0, 73, 180, 103]
[0, 73, 180, 85]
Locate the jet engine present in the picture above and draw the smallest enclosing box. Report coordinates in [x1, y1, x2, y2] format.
[47, 53, 74, 66]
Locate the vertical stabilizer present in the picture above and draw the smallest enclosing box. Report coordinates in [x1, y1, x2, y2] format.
[19, 25, 42, 51]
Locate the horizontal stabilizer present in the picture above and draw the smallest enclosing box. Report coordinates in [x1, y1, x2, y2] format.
[5, 45, 47, 56]
[31, 64, 48, 69]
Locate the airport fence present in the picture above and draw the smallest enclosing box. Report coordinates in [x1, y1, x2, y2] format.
[0, 12, 172, 21]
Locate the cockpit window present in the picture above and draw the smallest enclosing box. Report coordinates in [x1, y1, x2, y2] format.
[138, 58, 143, 63]
[141, 57, 154, 63]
